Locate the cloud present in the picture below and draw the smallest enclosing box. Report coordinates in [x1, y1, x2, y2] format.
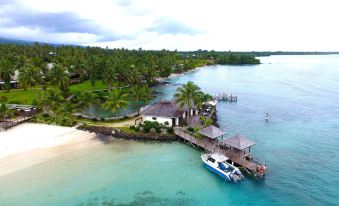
[0, 0, 339, 51]
[148, 18, 202, 35]
[4, 12, 99, 34]
[0, 4, 123, 44]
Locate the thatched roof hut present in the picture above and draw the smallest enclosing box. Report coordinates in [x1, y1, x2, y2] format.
[199, 125, 225, 139]
[222, 134, 255, 150]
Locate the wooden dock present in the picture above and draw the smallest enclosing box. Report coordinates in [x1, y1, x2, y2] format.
[214, 93, 237, 102]
[174, 127, 266, 177]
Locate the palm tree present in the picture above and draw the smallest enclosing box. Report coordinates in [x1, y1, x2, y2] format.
[127, 65, 140, 86]
[18, 61, 37, 90]
[174, 81, 202, 121]
[130, 85, 152, 114]
[102, 89, 129, 117]
[45, 89, 64, 114]
[195, 93, 213, 108]
[104, 58, 118, 92]
[0, 58, 14, 92]
[49, 63, 69, 91]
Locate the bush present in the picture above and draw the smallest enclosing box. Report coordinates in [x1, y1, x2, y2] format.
[43, 113, 50, 118]
[167, 127, 174, 134]
[187, 127, 194, 133]
[143, 121, 161, 133]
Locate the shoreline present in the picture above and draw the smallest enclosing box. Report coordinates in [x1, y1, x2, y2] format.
[155, 65, 207, 82]
[0, 123, 99, 177]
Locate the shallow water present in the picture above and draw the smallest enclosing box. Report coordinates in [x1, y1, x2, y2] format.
[1, 55, 339, 205]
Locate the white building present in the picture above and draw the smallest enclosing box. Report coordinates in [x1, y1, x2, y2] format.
[141, 100, 198, 127]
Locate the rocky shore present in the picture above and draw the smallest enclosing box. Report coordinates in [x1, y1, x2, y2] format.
[77, 125, 178, 142]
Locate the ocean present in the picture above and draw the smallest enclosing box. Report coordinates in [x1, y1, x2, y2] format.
[1, 55, 338, 205]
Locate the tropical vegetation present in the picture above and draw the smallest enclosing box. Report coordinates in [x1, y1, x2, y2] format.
[0, 42, 259, 127]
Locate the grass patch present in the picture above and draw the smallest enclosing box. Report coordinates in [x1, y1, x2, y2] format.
[0, 89, 42, 105]
[0, 81, 107, 105]
[114, 127, 135, 134]
[69, 80, 107, 93]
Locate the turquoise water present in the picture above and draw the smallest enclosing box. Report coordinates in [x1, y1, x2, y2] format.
[83, 101, 142, 118]
[1, 55, 339, 205]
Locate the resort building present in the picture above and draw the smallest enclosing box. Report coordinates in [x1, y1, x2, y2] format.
[140, 100, 199, 127]
[0, 70, 19, 90]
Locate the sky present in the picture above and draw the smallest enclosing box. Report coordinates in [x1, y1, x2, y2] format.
[0, 0, 338, 51]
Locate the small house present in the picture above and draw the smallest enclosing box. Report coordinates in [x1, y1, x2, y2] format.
[0, 70, 19, 90]
[140, 100, 198, 127]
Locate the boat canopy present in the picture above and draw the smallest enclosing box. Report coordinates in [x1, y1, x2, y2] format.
[210, 153, 228, 162]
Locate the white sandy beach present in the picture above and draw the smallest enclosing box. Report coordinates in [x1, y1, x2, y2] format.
[0, 123, 99, 177]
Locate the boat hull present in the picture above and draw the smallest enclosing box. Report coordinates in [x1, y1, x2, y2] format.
[203, 161, 232, 181]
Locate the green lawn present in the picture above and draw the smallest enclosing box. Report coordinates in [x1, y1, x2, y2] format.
[69, 80, 107, 93]
[0, 89, 42, 105]
[0, 81, 108, 105]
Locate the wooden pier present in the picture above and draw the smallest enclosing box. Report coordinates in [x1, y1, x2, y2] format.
[214, 93, 237, 102]
[174, 127, 267, 178]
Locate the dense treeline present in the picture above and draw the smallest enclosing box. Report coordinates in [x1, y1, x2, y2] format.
[216, 53, 260, 64]
[177, 50, 260, 64]
[0, 43, 260, 92]
[0, 43, 260, 126]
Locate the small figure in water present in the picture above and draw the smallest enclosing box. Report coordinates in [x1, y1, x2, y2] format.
[265, 113, 270, 122]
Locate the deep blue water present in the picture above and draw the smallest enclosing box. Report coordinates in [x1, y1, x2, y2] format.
[0, 55, 338, 205]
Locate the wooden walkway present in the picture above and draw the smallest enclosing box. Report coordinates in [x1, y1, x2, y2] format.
[174, 127, 264, 176]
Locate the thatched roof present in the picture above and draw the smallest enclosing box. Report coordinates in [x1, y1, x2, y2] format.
[199, 125, 225, 139]
[141, 100, 186, 118]
[222, 134, 255, 150]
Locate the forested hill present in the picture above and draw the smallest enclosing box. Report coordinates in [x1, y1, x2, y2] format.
[0, 37, 39, 45]
[0, 37, 67, 47]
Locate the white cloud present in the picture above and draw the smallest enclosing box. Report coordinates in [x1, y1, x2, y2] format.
[0, 0, 338, 51]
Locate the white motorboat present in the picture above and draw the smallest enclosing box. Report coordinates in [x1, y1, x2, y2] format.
[201, 153, 244, 182]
